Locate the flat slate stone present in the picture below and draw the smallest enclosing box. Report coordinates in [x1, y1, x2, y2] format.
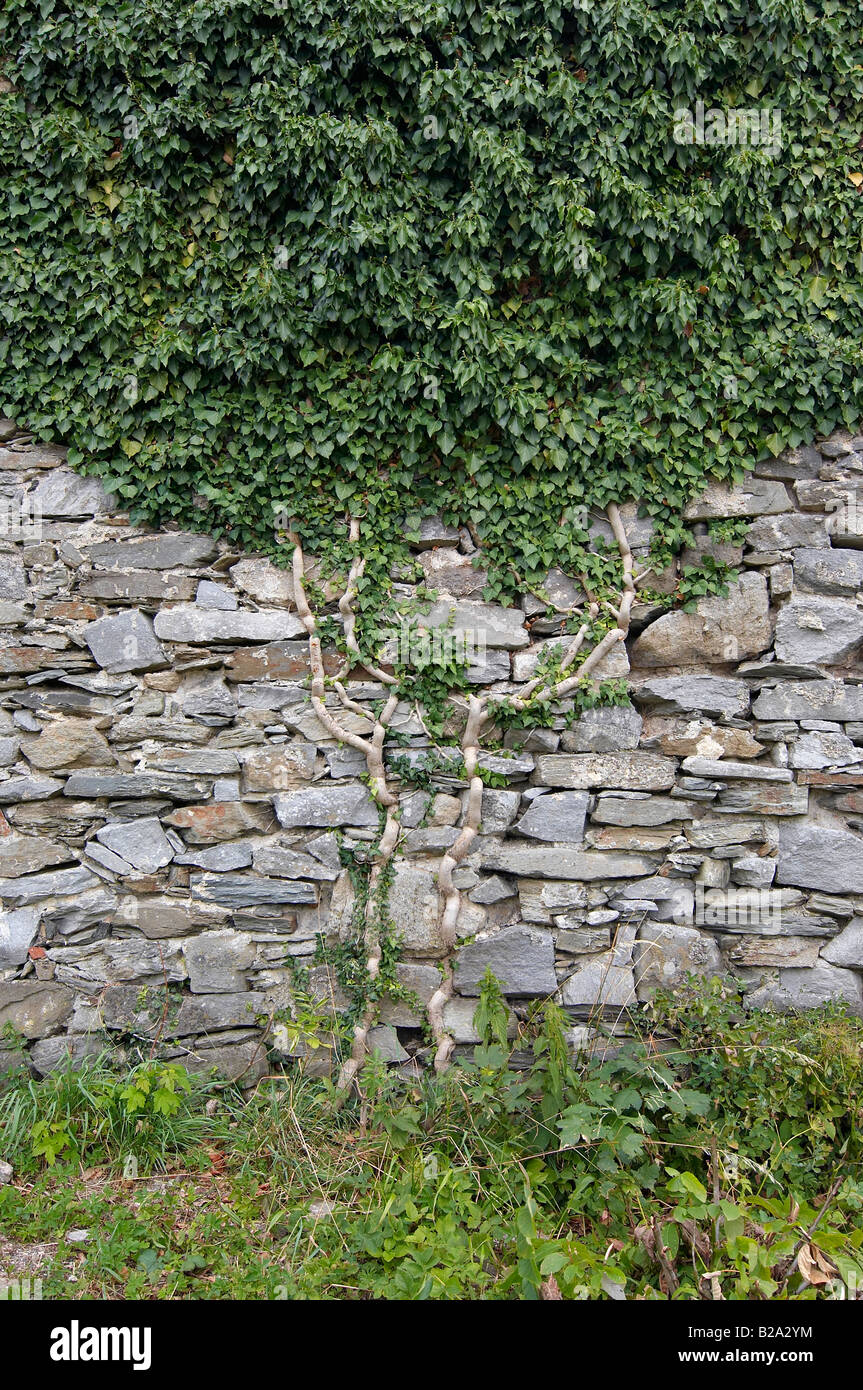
[421, 598, 529, 649]
[0, 905, 40, 967]
[274, 785, 379, 828]
[482, 845, 655, 880]
[154, 605, 305, 644]
[190, 872, 318, 907]
[561, 953, 637, 1010]
[793, 547, 863, 595]
[778, 823, 863, 894]
[591, 796, 698, 826]
[533, 752, 676, 790]
[453, 925, 556, 997]
[0, 864, 101, 906]
[513, 791, 589, 843]
[29, 469, 115, 518]
[0, 981, 74, 1037]
[631, 573, 771, 666]
[95, 817, 174, 873]
[752, 680, 863, 722]
[560, 707, 643, 753]
[0, 775, 63, 803]
[85, 610, 166, 673]
[64, 772, 211, 800]
[251, 845, 340, 881]
[680, 757, 792, 782]
[634, 676, 750, 719]
[0, 833, 71, 878]
[683, 478, 791, 519]
[85, 533, 219, 570]
[746, 962, 863, 1018]
[774, 596, 863, 665]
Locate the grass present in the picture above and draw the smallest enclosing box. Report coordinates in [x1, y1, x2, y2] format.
[1, 979, 862, 1300]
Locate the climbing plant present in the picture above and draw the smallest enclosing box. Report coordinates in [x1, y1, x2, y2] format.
[2, 0, 863, 607]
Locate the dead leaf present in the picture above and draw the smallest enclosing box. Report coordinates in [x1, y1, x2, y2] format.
[798, 1243, 833, 1285]
[848, 172, 863, 187]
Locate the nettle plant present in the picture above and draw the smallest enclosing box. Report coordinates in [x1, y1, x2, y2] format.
[2, 1, 863, 1090]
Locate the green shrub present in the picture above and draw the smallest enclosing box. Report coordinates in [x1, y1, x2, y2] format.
[2, 1, 862, 612]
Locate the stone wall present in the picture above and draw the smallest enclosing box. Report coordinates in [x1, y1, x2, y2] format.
[1, 420, 863, 1083]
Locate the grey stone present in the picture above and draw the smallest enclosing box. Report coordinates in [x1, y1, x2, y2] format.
[482, 845, 655, 880]
[0, 864, 101, 907]
[147, 748, 240, 775]
[175, 842, 254, 872]
[378, 963, 442, 1026]
[716, 782, 809, 816]
[745, 514, 828, 552]
[513, 634, 629, 682]
[794, 548, 863, 595]
[442, 995, 517, 1044]
[366, 1025, 409, 1063]
[592, 796, 697, 827]
[174, 992, 268, 1036]
[421, 598, 528, 649]
[95, 818, 173, 873]
[752, 680, 863, 722]
[274, 785, 378, 828]
[684, 478, 791, 519]
[0, 905, 40, 967]
[789, 731, 863, 770]
[385, 863, 451, 958]
[85, 610, 166, 673]
[410, 515, 461, 548]
[634, 923, 725, 999]
[533, 752, 676, 791]
[0, 775, 63, 803]
[85, 533, 219, 570]
[43, 886, 117, 939]
[196, 579, 238, 609]
[680, 756, 791, 782]
[631, 573, 771, 667]
[63, 771, 211, 800]
[179, 1040, 268, 1085]
[560, 707, 643, 753]
[81, 571, 197, 603]
[518, 879, 587, 923]
[0, 556, 27, 599]
[29, 469, 115, 518]
[746, 962, 863, 1018]
[561, 952, 637, 1011]
[185, 929, 256, 993]
[230, 558, 295, 606]
[251, 844, 340, 881]
[634, 677, 750, 719]
[453, 925, 556, 997]
[190, 873, 317, 907]
[178, 672, 236, 719]
[778, 824, 863, 894]
[84, 842, 135, 876]
[731, 855, 777, 888]
[0, 981, 73, 1037]
[821, 918, 863, 968]
[403, 826, 459, 853]
[514, 792, 589, 843]
[774, 596, 863, 665]
[0, 834, 71, 878]
[154, 605, 305, 644]
[469, 875, 515, 905]
[29, 1034, 105, 1075]
[478, 789, 521, 833]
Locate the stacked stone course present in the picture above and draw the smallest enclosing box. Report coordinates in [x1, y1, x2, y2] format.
[1, 421, 863, 1081]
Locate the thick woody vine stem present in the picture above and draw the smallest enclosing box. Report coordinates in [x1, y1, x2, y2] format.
[429, 503, 637, 1074]
[290, 523, 400, 1097]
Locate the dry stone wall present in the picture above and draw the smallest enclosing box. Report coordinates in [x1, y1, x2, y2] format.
[1, 420, 863, 1083]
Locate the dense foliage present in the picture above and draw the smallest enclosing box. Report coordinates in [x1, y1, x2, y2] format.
[1, 981, 861, 1299]
[2, 1, 863, 597]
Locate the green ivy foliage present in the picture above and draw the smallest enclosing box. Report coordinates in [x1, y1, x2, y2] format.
[2, 1, 863, 599]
